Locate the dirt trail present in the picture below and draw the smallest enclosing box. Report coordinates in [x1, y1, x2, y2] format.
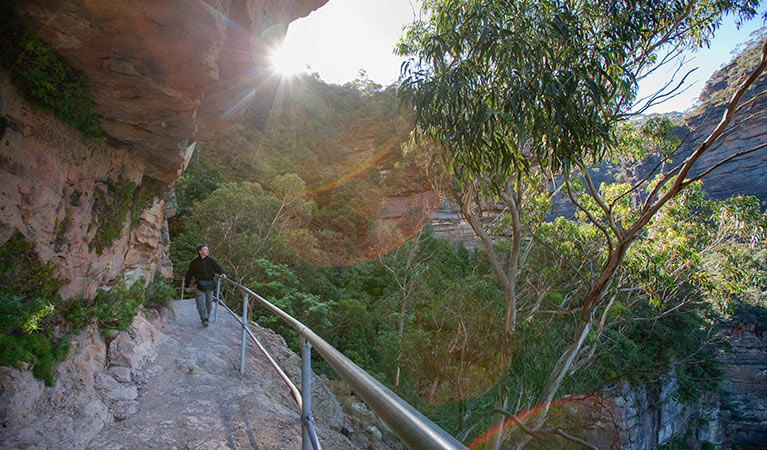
[85, 299, 352, 450]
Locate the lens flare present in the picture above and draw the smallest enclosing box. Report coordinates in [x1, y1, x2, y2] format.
[467, 395, 609, 449]
[270, 43, 307, 76]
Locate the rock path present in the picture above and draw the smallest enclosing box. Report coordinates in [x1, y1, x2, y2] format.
[85, 299, 352, 450]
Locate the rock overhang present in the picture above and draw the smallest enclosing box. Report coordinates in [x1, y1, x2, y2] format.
[14, 0, 329, 183]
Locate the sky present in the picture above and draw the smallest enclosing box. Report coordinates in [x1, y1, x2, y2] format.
[273, 0, 767, 114]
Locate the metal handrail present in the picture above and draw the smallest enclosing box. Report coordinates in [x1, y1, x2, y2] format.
[184, 276, 322, 449]
[212, 275, 467, 450]
[213, 294, 303, 407]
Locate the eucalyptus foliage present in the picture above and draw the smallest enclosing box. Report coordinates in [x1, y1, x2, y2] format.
[398, 0, 760, 177]
[168, 41, 767, 446]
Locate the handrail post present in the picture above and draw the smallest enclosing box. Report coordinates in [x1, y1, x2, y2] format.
[301, 337, 315, 450]
[180, 277, 185, 301]
[240, 292, 249, 375]
[216, 276, 466, 449]
[214, 276, 221, 323]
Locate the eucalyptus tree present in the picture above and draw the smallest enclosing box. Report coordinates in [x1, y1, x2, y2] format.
[377, 226, 432, 389]
[176, 178, 315, 283]
[404, 133, 556, 335]
[398, 0, 765, 447]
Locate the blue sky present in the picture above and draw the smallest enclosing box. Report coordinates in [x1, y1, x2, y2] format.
[275, 0, 766, 114]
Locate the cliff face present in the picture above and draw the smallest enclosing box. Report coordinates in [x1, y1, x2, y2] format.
[718, 320, 767, 449]
[0, 77, 170, 299]
[14, 0, 328, 183]
[603, 319, 767, 450]
[1, 0, 328, 298]
[676, 70, 767, 206]
[542, 319, 767, 450]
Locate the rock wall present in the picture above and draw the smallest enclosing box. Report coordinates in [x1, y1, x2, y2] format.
[0, 76, 173, 298]
[610, 319, 767, 450]
[1, 0, 329, 299]
[600, 379, 724, 449]
[559, 317, 767, 450]
[718, 320, 767, 449]
[0, 310, 159, 449]
[679, 45, 767, 206]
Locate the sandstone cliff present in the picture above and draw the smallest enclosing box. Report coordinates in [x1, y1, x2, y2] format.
[1, 0, 328, 298]
[1, 77, 172, 299]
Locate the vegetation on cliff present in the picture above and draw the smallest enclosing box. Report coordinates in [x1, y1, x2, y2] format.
[690, 27, 767, 115]
[89, 177, 164, 255]
[0, 0, 103, 141]
[0, 233, 66, 384]
[0, 231, 175, 384]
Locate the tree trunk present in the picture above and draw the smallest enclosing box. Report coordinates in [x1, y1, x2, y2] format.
[519, 241, 628, 446]
[394, 292, 409, 390]
[487, 384, 506, 450]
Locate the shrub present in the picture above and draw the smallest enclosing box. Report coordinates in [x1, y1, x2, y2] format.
[0, 232, 65, 302]
[91, 281, 145, 333]
[0, 234, 172, 385]
[144, 275, 176, 309]
[0, 323, 69, 386]
[0, 234, 67, 385]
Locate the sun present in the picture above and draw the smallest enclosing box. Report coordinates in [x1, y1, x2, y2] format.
[269, 43, 307, 76]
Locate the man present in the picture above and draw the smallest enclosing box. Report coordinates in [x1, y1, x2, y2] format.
[184, 244, 226, 327]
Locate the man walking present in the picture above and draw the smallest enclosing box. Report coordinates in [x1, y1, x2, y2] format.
[184, 244, 226, 327]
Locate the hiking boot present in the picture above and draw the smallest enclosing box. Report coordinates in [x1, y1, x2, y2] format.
[202, 319, 209, 327]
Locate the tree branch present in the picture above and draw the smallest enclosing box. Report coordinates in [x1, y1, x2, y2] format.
[576, 159, 622, 235]
[735, 89, 767, 114]
[631, 66, 698, 116]
[564, 173, 614, 254]
[683, 142, 767, 185]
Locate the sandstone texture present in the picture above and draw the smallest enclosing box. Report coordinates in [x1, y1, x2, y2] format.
[678, 53, 767, 206]
[0, 300, 396, 450]
[0, 76, 172, 299]
[1, 319, 124, 449]
[601, 378, 725, 450]
[718, 320, 767, 449]
[15, 0, 329, 183]
[560, 317, 767, 450]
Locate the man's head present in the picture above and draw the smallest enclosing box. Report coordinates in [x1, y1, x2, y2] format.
[196, 244, 209, 258]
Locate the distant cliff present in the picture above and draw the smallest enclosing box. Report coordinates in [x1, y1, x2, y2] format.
[674, 36, 767, 206]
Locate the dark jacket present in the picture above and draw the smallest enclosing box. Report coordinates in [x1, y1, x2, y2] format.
[184, 256, 224, 291]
